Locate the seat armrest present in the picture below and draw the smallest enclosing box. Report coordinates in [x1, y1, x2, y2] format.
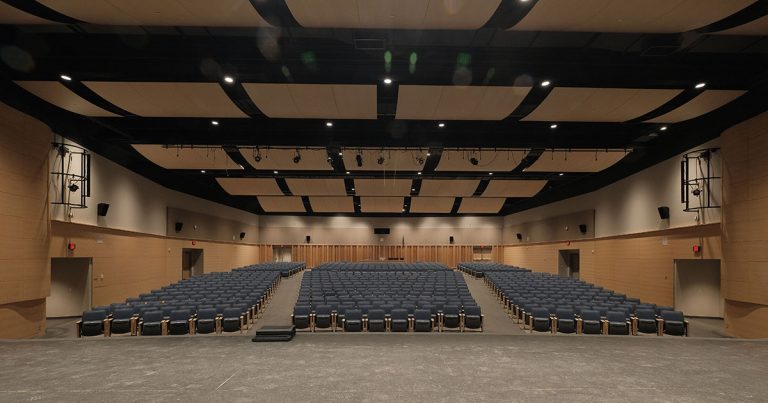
[575, 317, 583, 334]
[684, 319, 690, 337]
[551, 317, 558, 334]
[656, 318, 664, 336]
[600, 319, 608, 335]
[189, 318, 196, 335]
[630, 317, 638, 336]
[130, 317, 138, 336]
[76, 320, 83, 338]
[215, 317, 222, 334]
[104, 318, 112, 337]
[161, 320, 168, 336]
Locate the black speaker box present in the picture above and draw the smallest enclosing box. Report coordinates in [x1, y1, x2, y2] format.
[175, 222, 184, 233]
[96, 203, 109, 217]
[306, 235, 311, 243]
[449, 236, 454, 244]
[578, 224, 587, 234]
[240, 232, 246, 240]
[516, 233, 523, 241]
[658, 206, 670, 220]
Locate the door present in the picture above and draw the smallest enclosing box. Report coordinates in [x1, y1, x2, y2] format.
[674, 259, 723, 317]
[47, 257, 91, 317]
[182, 249, 204, 279]
[558, 250, 580, 279]
[272, 246, 292, 262]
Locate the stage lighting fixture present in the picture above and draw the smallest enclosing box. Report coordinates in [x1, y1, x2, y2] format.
[356, 153, 363, 167]
[293, 149, 301, 164]
[470, 157, 479, 166]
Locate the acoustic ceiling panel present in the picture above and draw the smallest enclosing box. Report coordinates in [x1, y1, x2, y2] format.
[509, 0, 755, 33]
[523, 87, 682, 122]
[285, 0, 501, 29]
[238, 148, 333, 171]
[645, 90, 747, 123]
[15, 81, 119, 117]
[216, 178, 283, 196]
[354, 179, 413, 196]
[132, 145, 242, 170]
[716, 15, 768, 35]
[435, 149, 528, 172]
[360, 197, 405, 213]
[39, 0, 271, 26]
[457, 198, 506, 214]
[526, 150, 629, 173]
[409, 197, 456, 213]
[395, 85, 531, 120]
[481, 180, 549, 198]
[309, 196, 355, 213]
[285, 179, 348, 196]
[84, 82, 246, 118]
[419, 180, 479, 197]
[243, 84, 377, 119]
[343, 149, 427, 172]
[0, 3, 54, 24]
[257, 196, 306, 213]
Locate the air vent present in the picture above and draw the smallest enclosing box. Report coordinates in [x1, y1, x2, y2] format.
[355, 38, 385, 50]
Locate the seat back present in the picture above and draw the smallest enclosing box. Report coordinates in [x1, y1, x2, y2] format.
[580, 309, 600, 321]
[197, 308, 217, 320]
[113, 308, 134, 320]
[390, 309, 408, 320]
[661, 310, 684, 322]
[414, 309, 431, 321]
[293, 305, 310, 317]
[464, 306, 481, 317]
[636, 308, 656, 320]
[607, 311, 626, 322]
[82, 309, 107, 322]
[368, 309, 385, 320]
[555, 308, 574, 320]
[223, 307, 241, 318]
[170, 309, 191, 321]
[345, 309, 362, 321]
[142, 310, 163, 322]
[315, 305, 331, 316]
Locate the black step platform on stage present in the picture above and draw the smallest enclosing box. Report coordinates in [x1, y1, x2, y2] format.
[252, 325, 296, 342]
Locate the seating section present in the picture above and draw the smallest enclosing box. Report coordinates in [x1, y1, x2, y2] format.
[77, 262, 304, 337]
[293, 262, 482, 333]
[479, 263, 688, 336]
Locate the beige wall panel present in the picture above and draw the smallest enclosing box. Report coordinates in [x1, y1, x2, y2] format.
[482, 180, 548, 198]
[409, 197, 456, 214]
[724, 300, 768, 339]
[257, 196, 306, 213]
[132, 145, 242, 170]
[166, 207, 259, 243]
[216, 178, 283, 196]
[522, 87, 682, 122]
[419, 180, 479, 197]
[361, 197, 405, 213]
[510, 0, 754, 33]
[355, 179, 413, 196]
[647, 90, 747, 123]
[0, 3, 54, 24]
[0, 299, 46, 339]
[396, 85, 530, 120]
[286, 179, 347, 196]
[15, 81, 119, 117]
[243, 84, 377, 119]
[40, 0, 271, 26]
[503, 210, 595, 244]
[308, 197, 355, 213]
[85, 82, 247, 118]
[457, 198, 505, 214]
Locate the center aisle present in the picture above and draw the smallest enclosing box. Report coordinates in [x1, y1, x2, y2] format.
[252, 270, 305, 332]
[461, 272, 525, 335]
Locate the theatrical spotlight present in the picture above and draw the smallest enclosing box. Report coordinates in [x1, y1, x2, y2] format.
[470, 156, 479, 166]
[356, 153, 364, 167]
[293, 149, 301, 164]
[377, 155, 385, 165]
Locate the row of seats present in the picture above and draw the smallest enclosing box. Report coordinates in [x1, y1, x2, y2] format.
[292, 263, 483, 332]
[77, 262, 304, 337]
[479, 264, 689, 336]
[457, 262, 530, 278]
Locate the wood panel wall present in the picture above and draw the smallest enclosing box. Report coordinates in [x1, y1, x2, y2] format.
[502, 224, 721, 307]
[0, 103, 51, 338]
[721, 110, 768, 338]
[291, 244, 502, 269]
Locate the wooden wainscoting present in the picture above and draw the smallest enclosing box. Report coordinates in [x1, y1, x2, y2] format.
[291, 244, 503, 268]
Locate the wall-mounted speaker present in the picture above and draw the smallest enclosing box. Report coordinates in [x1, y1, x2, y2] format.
[175, 222, 184, 233]
[306, 235, 311, 244]
[449, 236, 454, 244]
[516, 233, 523, 241]
[239, 232, 246, 240]
[373, 228, 390, 235]
[658, 206, 670, 220]
[97, 203, 109, 217]
[578, 224, 587, 234]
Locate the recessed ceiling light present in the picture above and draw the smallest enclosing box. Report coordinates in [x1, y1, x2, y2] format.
[200, 170, 206, 174]
[346, 171, 350, 174]
[60, 74, 72, 81]
[438, 123, 445, 128]
[550, 124, 558, 129]
[338, 152, 343, 156]
[351, 188, 355, 191]
[411, 188, 416, 191]
[417, 172, 422, 175]
[695, 82, 706, 89]
[489, 172, 493, 175]
[326, 122, 334, 127]
[383, 77, 393, 85]
[211, 120, 219, 126]
[541, 80, 551, 87]
[223, 76, 234, 84]
[426, 152, 431, 156]
[649, 133, 659, 138]
[273, 170, 279, 174]
[558, 173, 564, 176]
[660, 126, 668, 131]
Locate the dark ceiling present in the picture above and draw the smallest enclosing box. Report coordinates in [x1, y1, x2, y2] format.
[1, 0, 768, 216]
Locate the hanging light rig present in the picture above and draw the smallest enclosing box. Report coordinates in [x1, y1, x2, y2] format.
[51, 142, 91, 210]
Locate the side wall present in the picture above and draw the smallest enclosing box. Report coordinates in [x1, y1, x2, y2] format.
[721, 111, 768, 338]
[0, 103, 50, 338]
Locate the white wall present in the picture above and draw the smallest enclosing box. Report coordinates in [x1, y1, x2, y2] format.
[49, 137, 259, 238]
[504, 138, 722, 239]
[259, 215, 503, 245]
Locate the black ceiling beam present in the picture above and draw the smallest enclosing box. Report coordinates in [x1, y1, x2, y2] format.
[60, 80, 137, 117]
[694, 0, 768, 34]
[627, 87, 705, 123]
[223, 146, 254, 171]
[248, 0, 299, 27]
[403, 196, 412, 214]
[507, 82, 554, 120]
[353, 196, 362, 214]
[219, 82, 264, 118]
[473, 179, 491, 196]
[450, 198, 462, 214]
[301, 196, 313, 213]
[1, 0, 82, 24]
[483, 0, 538, 30]
[275, 178, 292, 195]
[410, 179, 421, 196]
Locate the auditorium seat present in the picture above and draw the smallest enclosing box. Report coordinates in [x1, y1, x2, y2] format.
[313, 305, 333, 332]
[77, 310, 109, 337]
[367, 309, 386, 332]
[605, 311, 630, 335]
[390, 309, 410, 332]
[221, 307, 245, 333]
[632, 308, 658, 335]
[462, 306, 483, 332]
[109, 308, 137, 336]
[553, 308, 576, 334]
[442, 305, 461, 331]
[659, 310, 688, 336]
[195, 308, 219, 334]
[578, 309, 602, 334]
[344, 309, 363, 332]
[140, 311, 166, 336]
[292, 306, 311, 330]
[530, 307, 552, 333]
[413, 309, 433, 332]
[168, 309, 193, 335]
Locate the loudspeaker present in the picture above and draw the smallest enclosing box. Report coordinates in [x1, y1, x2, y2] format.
[175, 222, 184, 233]
[578, 224, 587, 234]
[658, 206, 670, 220]
[96, 203, 109, 217]
[516, 233, 523, 241]
[239, 232, 246, 240]
[449, 236, 454, 244]
[306, 235, 311, 244]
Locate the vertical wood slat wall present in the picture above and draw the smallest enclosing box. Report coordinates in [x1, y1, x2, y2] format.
[291, 245, 503, 268]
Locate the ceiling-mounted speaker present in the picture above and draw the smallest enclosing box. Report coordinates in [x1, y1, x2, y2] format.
[239, 232, 246, 240]
[578, 224, 587, 234]
[306, 235, 311, 244]
[658, 206, 670, 220]
[449, 236, 454, 244]
[96, 203, 109, 217]
[175, 222, 184, 233]
[516, 233, 523, 241]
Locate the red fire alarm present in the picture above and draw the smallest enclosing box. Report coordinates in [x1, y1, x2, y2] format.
[68, 243, 76, 251]
[191, 241, 197, 246]
[693, 245, 701, 253]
